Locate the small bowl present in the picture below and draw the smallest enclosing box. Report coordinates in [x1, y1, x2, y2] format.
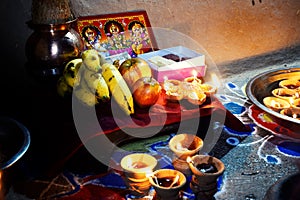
[149, 169, 186, 200]
[120, 153, 157, 180]
[169, 134, 203, 160]
[263, 96, 290, 112]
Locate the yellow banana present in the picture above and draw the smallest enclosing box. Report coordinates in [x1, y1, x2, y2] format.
[73, 85, 99, 107]
[57, 76, 72, 97]
[81, 49, 102, 72]
[83, 68, 110, 102]
[102, 63, 134, 115]
[63, 58, 82, 87]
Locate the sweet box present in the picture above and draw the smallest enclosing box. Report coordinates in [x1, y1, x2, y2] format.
[138, 46, 206, 82]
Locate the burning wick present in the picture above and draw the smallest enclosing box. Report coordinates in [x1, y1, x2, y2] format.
[192, 70, 198, 83]
[186, 156, 194, 165]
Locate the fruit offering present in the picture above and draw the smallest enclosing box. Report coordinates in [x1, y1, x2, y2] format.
[118, 57, 152, 89]
[57, 51, 214, 114]
[132, 77, 161, 108]
[57, 49, 134, 115]
[102, 63, 134, 115]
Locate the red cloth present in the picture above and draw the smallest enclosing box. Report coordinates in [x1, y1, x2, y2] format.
[90, 92, 250, 136]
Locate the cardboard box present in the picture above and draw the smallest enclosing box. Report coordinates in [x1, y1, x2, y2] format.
[138, 46, 206, 82]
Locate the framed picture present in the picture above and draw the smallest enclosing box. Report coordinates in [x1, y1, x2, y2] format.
[76, 10, 157, 58]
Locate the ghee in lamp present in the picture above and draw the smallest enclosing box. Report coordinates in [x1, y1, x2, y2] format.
[154, 176, 180, 187]
[149, 169, 186, 200]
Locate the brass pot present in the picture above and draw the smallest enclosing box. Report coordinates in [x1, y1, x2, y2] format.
[25, 19, 84, 82]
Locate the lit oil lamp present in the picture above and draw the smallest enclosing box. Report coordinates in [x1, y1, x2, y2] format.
[162, 78, 184, 102]
[169, 133, 203, 176]
[263, 96, 290, 112]
[120, 153, 157, 196]
[290, 98, 300, 110]
[148, 169, 186, 200]
[187, 155, 225, 200]
[279, 79, 300, 90]
[272, 88, 297, 101]
[280, 108, 300, 120]
[183, 70, 202, 85]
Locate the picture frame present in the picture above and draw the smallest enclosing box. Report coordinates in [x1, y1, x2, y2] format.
[76, 10, 158, 58]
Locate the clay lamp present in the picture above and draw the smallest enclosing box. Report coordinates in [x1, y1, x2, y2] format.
[199, 83, 217, 97]
[280, 108, 300, 120]
[186, 90, 207, 105]
[120, 153, 157, 196]
[271, 88, 297, 102]
[162, 79, 184, 101]
[187, 155, 225, 200]
[290, 98, 300, 110]
[263, 96, 290, 112]
[279, 79, 300, 90]
[169, 133, 203, 176]
[148, 169, 186, 200]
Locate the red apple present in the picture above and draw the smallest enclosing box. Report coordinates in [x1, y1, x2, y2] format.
[132, 77, 161, 108]
[119, 57, 152, 89]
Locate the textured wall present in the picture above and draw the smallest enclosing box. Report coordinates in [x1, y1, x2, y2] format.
[71, 0, 300, 64]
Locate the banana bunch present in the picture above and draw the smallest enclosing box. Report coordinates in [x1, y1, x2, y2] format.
[57, 49, 134, 115]
[102, 63, 134, 115]
[73, 49, 110, 107]
[57, 58, 82, 97]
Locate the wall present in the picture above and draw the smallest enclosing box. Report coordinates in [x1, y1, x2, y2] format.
[0, 0, 299, 77]
[71, 0, 300, 64]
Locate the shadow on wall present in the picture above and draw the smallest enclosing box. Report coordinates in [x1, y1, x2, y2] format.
[218, 44, 300, 77]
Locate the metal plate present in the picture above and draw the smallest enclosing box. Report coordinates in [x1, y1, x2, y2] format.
[246, 66, 300, 126]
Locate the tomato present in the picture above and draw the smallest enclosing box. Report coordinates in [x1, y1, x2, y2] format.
[119, 58, 152, 89]
[132, 77, 161, 108]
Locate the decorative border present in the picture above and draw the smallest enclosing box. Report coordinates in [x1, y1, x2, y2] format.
[76, 10, 157, 57]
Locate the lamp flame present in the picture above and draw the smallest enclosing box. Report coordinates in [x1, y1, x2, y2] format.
[163, 76, 168, 82]
[192, 70, 198, 78]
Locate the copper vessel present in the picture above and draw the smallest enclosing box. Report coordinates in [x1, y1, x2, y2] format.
[25, 19, 84, 82]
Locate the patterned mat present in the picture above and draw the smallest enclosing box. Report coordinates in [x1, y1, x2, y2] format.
[14, 81, 300, 200]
